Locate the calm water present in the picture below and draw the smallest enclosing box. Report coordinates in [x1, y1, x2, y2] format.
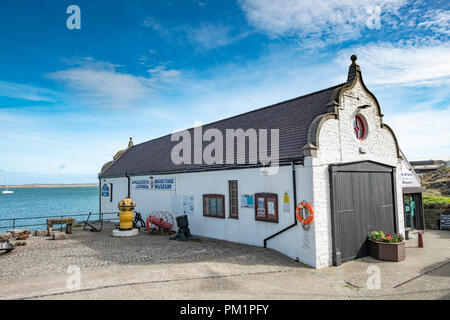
[0, 187, 99, 231]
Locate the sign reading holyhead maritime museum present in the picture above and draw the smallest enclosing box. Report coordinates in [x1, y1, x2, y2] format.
[132, 177, 176, 191]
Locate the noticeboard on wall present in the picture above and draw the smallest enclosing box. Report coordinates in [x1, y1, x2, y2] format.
[240, 194, 254, 208]
[440, 213, 450, 230]
[254, 193, 279, 223]
[171, 195, 194, 215]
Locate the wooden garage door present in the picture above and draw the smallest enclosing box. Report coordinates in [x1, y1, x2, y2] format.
[329, 161, 398, 266]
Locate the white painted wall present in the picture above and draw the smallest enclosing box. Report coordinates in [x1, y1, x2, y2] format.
[101, 164, 317, 266]
[309, 77, 404, 268]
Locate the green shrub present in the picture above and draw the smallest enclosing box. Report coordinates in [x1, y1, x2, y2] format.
[423, 195, 450, 209]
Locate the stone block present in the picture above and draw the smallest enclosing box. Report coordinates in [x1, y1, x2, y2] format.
[35, 230, 47, 237]
[52, 232, 67, 240]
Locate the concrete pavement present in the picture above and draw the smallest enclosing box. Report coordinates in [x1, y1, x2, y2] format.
[0, 228, 448, 300]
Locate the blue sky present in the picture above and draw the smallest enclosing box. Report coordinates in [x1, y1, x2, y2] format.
[0, 0, 449, 184]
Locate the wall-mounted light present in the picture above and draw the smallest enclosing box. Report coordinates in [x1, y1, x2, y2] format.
[358, 104, 371, 110]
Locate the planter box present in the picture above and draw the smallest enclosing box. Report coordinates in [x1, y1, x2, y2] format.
[369, 240, 405, 262]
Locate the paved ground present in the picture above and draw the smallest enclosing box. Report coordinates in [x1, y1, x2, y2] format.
[0, 224, 449, 300]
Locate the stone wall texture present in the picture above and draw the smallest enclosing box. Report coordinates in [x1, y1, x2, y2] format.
[309, 76, 404, 268]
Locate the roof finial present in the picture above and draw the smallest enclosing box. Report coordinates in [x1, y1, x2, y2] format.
[346, 54, 360, 84]
[128, 137, 133, 148]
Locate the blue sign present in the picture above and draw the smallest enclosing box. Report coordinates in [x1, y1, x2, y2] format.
[132, 179, 150, 190]
[101, 184, 110, 197]
[150, 177, 176, 191]
[241, 194, 254, 208]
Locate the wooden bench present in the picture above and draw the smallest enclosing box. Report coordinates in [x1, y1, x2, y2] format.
[47, 218, 75, 234]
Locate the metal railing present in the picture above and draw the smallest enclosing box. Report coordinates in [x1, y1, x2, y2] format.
[0, 212, 120, 232]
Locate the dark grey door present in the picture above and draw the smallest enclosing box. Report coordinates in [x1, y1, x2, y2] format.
[329, 161, 398, 265]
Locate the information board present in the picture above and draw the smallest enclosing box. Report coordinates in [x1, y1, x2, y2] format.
[440, 213, 450, 230]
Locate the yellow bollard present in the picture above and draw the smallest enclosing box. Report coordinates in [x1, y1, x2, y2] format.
[118, 198, 136, 230]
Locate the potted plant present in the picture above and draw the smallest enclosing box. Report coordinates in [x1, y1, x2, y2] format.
[368, 231, 405, 262]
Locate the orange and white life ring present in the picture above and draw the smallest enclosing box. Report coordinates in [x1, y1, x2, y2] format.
[296, 201, 314, 226]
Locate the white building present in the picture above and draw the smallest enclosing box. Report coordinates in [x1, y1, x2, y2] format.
[99, 56, 423, 269]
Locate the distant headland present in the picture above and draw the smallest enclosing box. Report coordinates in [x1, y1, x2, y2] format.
[0, 184, 98, 188]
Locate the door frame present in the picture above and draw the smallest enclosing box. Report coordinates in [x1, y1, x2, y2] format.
[402, 192, 425, 231]
[329, 160, 398, 266]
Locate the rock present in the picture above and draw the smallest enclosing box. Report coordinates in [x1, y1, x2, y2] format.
[7, 229, 31, 237]
[35, 230, 47, 237]
[0, 232, 12, 241]
[52, 232, 67, 240]
[16, 234, 29, 240]
[14, 241, 26, 246]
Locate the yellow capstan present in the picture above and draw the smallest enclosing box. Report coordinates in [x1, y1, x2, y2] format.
[118, 198, 136, 230]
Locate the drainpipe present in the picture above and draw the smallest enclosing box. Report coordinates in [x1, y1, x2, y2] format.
[125, 172, 131, 198]
[263, 161, 298, 248]
[98, 177, 102, 226]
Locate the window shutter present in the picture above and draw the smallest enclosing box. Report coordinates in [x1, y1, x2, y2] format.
[228, 180, 239, 218]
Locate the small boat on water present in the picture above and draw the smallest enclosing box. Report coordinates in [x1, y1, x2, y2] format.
[2, 178, 14, 194]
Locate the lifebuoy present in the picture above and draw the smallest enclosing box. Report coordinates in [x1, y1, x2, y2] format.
[296, 201, 314, 225]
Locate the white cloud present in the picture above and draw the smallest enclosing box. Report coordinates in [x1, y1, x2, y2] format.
[417, 9, 450, 37]
[186, 24, 249, 49]
[385, 107, 450, 160]
[335, 41, 450, 86]
[148, 65, 181, 79]
[49, 68, 149, 105]
[238, 0, 407, 45]
[142, 17, 167, 34]
[0, 81, 57, 102]
[47, 59, 182, 108]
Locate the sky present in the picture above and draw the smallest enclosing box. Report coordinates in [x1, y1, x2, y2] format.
[0, 0, 449, 184]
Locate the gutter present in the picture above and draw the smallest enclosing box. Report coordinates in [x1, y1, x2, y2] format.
[263, 161, 298, 248]
[98, 177, 101, 215]
[99, 158, 304, 179]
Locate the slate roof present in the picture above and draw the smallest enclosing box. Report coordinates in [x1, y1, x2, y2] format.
[100, 83, 345, 178]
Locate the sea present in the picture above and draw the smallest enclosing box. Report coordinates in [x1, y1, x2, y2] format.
[0, 186, 99, 232]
